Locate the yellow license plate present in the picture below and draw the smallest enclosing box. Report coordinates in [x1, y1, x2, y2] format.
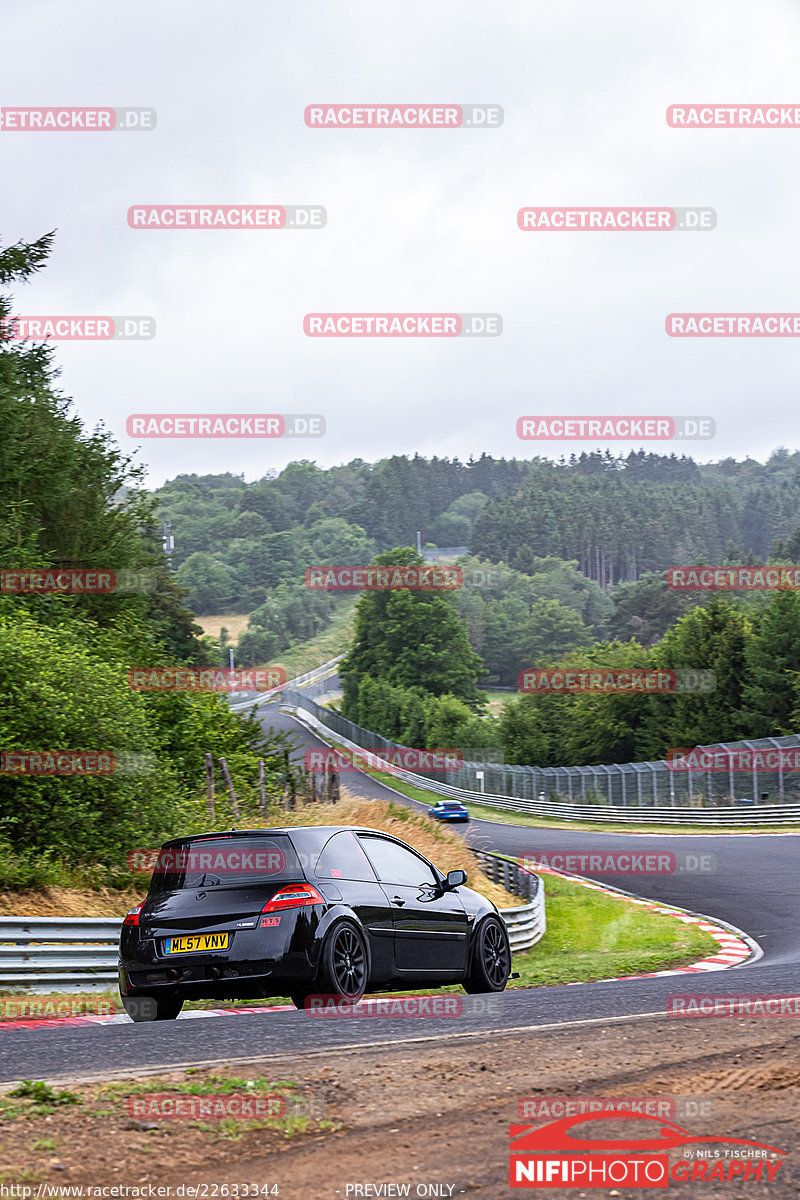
[165, 932, 230, 954]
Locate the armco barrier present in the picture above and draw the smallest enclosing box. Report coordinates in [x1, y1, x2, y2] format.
[502, 899, 545, 953]
[0, 852, 543, 992]
[229, 654, 344, 713]
[281, 689, 800, 825]
[0, 917, 120, 993]
[475, 852, 546, 953]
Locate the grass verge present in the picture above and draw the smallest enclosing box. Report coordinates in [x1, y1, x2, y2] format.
[510, 871, 719, 986]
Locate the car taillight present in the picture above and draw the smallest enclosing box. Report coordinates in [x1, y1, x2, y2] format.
[123, 903, 144, 927]
[261, 884, 325, 914]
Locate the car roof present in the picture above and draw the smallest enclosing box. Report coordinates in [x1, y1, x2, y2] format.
[161, 825, 407, 849]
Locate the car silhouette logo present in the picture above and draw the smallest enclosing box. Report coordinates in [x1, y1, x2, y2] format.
[510, 1111, 785, 1156]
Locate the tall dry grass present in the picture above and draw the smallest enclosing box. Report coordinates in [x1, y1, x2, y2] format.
[0, 789, 521, 916]
[269, 788, 521, 910]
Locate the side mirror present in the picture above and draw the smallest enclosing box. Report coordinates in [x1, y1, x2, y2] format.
[444, 869, 467, 890]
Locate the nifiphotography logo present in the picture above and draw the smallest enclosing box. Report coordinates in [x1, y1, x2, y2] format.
[508, 1112, 785, 1188]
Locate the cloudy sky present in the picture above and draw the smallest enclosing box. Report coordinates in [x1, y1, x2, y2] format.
[4, 0, 800, 487]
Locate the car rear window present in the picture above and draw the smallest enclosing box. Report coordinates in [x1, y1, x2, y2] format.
[147, 835, 302, 893]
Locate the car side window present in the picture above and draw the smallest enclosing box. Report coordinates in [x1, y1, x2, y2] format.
[358, 836, 438, 886]
[314, 831, 378, 882]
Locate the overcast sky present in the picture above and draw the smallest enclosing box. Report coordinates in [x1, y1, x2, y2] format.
[4, 0, 800, 487]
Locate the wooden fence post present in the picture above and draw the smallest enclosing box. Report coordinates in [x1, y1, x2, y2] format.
[283, 749, 295, 810]
[326, 769, 339, 804]
[204, 754, 215, 823]
[258, 759, 267, 816]
[218, 757, 240, 820]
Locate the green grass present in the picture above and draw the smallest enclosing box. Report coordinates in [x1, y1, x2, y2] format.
[0, 1082, 81, 1120]
[269, 600, 356, 680]
[511, 873, 718, 986]
[0, 1074, 333, 1145]
[0, 842, 144, 891]
[100, 1073, 297, 1098]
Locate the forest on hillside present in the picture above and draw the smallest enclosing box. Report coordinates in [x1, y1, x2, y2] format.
[153, 450, 800, 677]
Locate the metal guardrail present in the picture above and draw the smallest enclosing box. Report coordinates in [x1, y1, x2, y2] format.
[280, 656, 345, 692]
[476, 851, 546, 953]
[229, 655, 344, 713]
[282, 691, 800, 825]
[502, 900, 546, 953]
[0, 918, 121, 993]
[0, 851, 543, 991]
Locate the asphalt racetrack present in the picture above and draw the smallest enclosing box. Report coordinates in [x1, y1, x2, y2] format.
[1, 700, 796, 1084]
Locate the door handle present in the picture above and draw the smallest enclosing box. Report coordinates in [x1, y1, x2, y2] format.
[390, 896, 405, 907]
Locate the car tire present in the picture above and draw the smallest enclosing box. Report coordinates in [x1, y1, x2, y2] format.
[315, 921, 368, 1001]
[121, 992, 184, 1022]
[463, 916, 511, 994]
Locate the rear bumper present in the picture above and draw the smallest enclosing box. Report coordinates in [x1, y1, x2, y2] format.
[119, 913, 319, 1000]
[119, 952, 316, 1000]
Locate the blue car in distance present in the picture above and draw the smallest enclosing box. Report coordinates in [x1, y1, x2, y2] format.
[427, 799, 470, 823]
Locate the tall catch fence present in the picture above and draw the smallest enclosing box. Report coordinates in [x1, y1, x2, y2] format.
[281, 688, 800, 825]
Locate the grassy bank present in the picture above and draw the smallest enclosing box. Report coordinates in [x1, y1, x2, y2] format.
[271, 601, 356, 680]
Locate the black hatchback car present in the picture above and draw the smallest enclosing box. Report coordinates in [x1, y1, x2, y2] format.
[119, 825, 511, 1021]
